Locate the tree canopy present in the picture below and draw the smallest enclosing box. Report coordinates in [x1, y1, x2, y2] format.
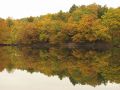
[0, 4, 119, 45]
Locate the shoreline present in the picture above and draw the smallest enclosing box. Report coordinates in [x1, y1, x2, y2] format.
[0, 42, 115, 49]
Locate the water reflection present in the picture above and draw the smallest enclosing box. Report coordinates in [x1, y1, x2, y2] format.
[0, 46, 120, 88]
[0, 69, 119, 90]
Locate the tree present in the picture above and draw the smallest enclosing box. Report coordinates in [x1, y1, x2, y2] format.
[6, 17, 14, 27]
[69, 4, 78, 13]
[0, 18, 11, 44]
[14, 23, 39, 44]
[72, 14, 110, 43]
[98, 5, 108, 18]
[27, 16, 34, 22]
[102, 8, 120, 45]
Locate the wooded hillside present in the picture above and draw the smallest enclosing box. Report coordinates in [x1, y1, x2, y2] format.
[0, 4, 120, 45]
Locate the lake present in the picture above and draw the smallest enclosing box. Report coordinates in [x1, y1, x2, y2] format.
[0, 46, 120, 90]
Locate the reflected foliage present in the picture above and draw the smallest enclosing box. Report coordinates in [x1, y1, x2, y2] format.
[0, 46, 120, 86]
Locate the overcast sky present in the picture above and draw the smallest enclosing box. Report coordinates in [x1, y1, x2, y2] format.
[0, 0, 120, 19]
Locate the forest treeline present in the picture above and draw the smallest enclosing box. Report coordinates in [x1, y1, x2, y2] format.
[0, 4, 120, 45]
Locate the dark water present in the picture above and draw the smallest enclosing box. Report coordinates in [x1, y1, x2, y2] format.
[0, 46, 120, 90]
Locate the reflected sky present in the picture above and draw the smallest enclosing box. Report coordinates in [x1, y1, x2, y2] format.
[0, 69, 120, 90]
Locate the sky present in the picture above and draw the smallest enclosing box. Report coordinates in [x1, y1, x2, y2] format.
[0, 0, 120, 19]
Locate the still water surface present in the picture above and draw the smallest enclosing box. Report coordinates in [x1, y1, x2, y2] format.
[0, 46, 120, 90]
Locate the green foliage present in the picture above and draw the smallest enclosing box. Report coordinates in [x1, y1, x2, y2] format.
[102, 8, 120, 45]
[6, 17, 14, 27]
[27, 16, 34, 22]
[39, 32, 49, 42]
[69, 4, 78, 13]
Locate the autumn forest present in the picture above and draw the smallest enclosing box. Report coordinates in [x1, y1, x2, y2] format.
[0, 2, 120, 90]
[0, 4, 120, 46]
